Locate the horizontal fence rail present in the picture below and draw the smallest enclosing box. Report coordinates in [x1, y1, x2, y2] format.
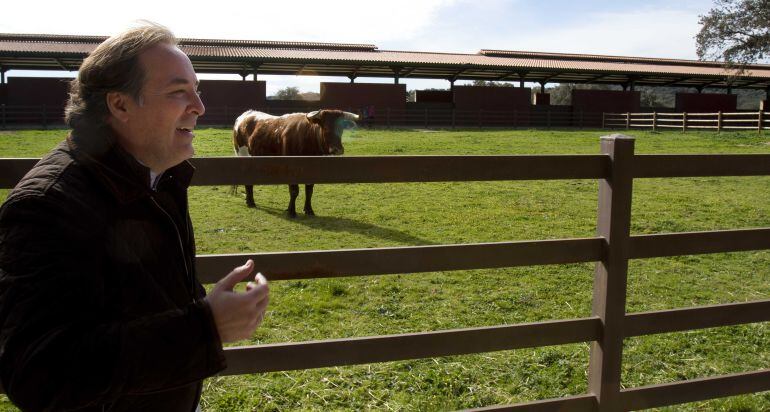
[625, 299, 770, 337]
[222, 318, 602, 375]
[4, 152, 770, 189]
[468, 394, 598, 412]
[2, 136, 770, 411]
[196, 238, 604, 283]
[620, 369, 770, 411]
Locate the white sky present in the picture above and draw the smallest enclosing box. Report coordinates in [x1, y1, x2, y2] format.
[1, 0, 716, 94]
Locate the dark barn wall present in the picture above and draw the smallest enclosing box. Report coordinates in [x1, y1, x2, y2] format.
[452, 86, 531, 111]
[675, 92, 738, 112]
[198, 80, 266, 109]
[416, 90, 453, 103]
[197, 80, 266, 125]
[0, 84, 6, 104]
[6, 77, 70, 106]
[320, 83, 407, 112]
[571, 89, 641, 113]
[534, 93, 550, 105]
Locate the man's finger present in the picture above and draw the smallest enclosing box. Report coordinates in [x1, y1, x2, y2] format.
[245, 281, 269, 301]
[245, 272, 267, 292]
[215, 260, 254, 292]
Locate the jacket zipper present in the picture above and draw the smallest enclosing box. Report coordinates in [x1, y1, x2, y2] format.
[149, 195, 194, 295]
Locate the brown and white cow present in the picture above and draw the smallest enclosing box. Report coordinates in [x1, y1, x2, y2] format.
[232, 109, 359, 217]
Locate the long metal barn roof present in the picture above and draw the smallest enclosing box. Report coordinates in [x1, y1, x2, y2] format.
[2, 33, 770, 90]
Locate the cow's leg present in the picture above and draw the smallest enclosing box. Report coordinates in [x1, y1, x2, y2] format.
[245, 185, 256, 208]
[287, 184, 299, 218]
[304, 184, 315, 216]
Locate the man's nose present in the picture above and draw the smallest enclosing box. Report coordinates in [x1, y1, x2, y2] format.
[190, 91, 205, 116]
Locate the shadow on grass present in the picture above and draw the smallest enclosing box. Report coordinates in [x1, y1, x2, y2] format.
[252, 203, 435, 246]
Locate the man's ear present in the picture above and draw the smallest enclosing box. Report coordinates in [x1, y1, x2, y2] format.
[106, 91, 132, 123]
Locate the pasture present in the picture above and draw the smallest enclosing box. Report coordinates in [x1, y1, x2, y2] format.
[1, 127, 769, 411]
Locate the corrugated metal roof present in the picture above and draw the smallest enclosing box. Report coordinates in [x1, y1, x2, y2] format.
[1, 33, 769, 89]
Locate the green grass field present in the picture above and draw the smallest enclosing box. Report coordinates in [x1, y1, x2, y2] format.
[1, 127, 769, 411]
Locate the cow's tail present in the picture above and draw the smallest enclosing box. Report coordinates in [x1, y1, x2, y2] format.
[231, 111, 255, 195]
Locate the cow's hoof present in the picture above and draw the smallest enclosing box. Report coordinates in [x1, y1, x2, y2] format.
[246, 202, 256, 208]
[287, 210, 297, 218]
[304, 209, 315, 216]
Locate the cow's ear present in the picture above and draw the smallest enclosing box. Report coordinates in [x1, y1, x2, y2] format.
[306, 110, 323, 124]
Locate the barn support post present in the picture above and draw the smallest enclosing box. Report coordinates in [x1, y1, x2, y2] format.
[579, 110, 584, 129]
[588, 135, 635, 412]
[0, 67, 5, 84]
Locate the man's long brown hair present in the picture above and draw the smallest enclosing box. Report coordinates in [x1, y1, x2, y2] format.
[65, 22, 176, 131]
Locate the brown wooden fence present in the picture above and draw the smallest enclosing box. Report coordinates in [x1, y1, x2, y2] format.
[604, 111, 769, 132]
[1, 135, 770, 410]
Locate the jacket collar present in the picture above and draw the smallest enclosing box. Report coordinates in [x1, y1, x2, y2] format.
[66, 125, 195, 204]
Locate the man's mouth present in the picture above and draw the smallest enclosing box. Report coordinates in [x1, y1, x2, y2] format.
[176, 127, 195, 136]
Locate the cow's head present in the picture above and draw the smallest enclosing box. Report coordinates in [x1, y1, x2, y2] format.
[306, 110, 359, 155]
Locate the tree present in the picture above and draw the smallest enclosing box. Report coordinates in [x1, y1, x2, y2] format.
[471, 80, 514, 87]
[274, 86, 301, 100]
[696, 0, 770, 73]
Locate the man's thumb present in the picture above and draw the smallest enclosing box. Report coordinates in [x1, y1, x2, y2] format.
[216, 260, 254, 291]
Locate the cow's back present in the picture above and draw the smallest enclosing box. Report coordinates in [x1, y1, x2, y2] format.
[236, 112, 325, 156]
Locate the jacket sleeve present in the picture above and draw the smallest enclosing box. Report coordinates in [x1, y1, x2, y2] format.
[0, 195, 227, 411]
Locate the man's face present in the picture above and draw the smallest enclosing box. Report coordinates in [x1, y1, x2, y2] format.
[117, 43, 205, 173]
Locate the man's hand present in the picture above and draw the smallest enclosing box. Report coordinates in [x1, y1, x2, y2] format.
[205, 260, 269, 343]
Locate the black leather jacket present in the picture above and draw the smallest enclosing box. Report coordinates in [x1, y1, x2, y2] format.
[0, 127, 226, 411]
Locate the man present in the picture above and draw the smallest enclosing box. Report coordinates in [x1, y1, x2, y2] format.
[0, 22, 269, 411]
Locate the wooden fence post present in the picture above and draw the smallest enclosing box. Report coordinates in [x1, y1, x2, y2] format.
[625, 112, 630, 130]
[652, 111, 657, 132]
[718, 111, 723, 133]
[759, 110, 764, 133]
[602, 112, 606, 129]
[682, 112, 688, 133]
[588, 134, 635, 412]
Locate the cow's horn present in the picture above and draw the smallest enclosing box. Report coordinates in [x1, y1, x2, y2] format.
[307, 110, 322, 120]
[342, 112, 359, 121]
